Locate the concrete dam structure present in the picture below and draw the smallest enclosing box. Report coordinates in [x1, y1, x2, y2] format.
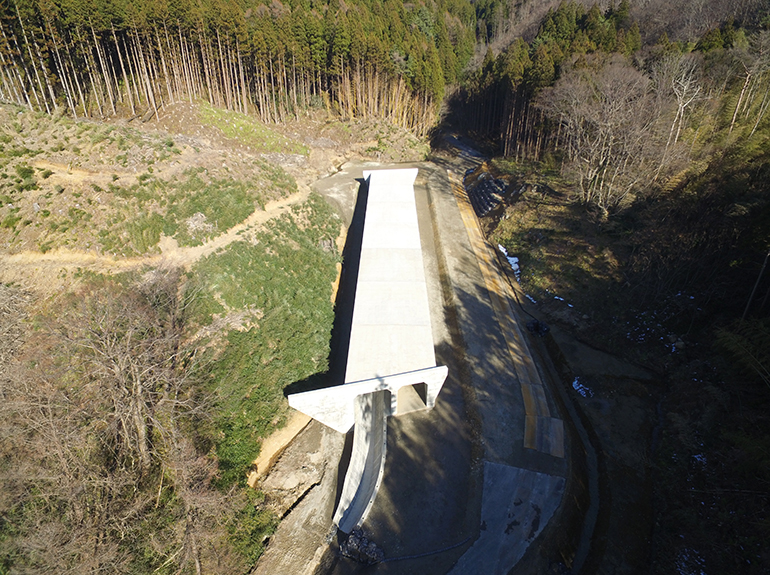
[288, 168, 447, 533]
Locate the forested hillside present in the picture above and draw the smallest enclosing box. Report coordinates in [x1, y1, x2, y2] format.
[451, 0, 770, 352]
[446, 2, 770, 573]
[0, 0, 475, 135]
[2, 0, 770, 574]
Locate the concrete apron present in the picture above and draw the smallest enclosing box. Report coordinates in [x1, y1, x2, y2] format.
[431, 170, 569, 574]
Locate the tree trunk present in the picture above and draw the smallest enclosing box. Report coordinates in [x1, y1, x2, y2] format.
[730, 68, 752, 133]
[113, 26, 135, 115]
[156, 26, 174, 105]
[14, 5, 47, 112]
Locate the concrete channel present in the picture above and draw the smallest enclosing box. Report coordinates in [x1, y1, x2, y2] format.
[253, 158, 596, 575]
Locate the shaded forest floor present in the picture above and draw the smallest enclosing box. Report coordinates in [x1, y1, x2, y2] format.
[475, 154, 770, 574]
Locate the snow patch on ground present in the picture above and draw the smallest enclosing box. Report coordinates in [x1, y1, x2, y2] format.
[497, 244, 521, 282]
[676, 547, 707, 575]
[572, 376, 594, 398]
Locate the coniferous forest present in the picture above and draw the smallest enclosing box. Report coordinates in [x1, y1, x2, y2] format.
[0, 0, 475, 135]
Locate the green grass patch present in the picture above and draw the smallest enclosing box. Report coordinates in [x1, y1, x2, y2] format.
[164, 175, 262, 246]
[64, 207, 91, 229]
[14, 165, 34, 179]
[126, 212, 164, 254]
[4, 146, 42, 158]
[229, 489, 279, 564]
[256, 158, 297, 195]
[96, 164, 295, 253]
[1, 213, 21, 229]
[198, 101, 308, 155]
[189, 193, 340, 486]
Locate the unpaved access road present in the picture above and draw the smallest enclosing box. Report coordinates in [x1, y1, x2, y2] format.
[0, 186, 311, 292]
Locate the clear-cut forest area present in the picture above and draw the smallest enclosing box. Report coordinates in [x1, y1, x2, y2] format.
[1, 0, 770, 574]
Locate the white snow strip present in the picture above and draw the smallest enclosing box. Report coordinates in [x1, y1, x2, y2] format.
[572, 377, 594, 398]
[497, 244, 521, 281]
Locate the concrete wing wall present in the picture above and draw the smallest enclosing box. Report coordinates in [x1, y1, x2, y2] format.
[333, 389, 390, 534]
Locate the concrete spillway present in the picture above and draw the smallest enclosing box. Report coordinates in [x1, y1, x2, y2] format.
[343, 168, 437, 383]
[333, 390, 390, 534]
[288, 168, 447, 533]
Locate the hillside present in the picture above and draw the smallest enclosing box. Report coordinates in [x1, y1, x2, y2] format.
[2, 1, 770, 574]
[0, 101, 426, 284]
[0, 100, 429, 574]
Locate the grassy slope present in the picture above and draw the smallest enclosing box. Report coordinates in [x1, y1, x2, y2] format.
[188, 193, 341, 486]
[0, 105, 302, 255]
[0, 103, 341, 572]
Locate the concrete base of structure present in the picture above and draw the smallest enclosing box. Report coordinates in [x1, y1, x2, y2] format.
[287, 365, 448, 434]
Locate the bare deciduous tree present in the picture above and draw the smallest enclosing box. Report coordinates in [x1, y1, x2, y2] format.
[650, 52, 703, 178]
[0, 272, 250, 574]
[538, 54, 659, 215]
[59, 274, 183, 473]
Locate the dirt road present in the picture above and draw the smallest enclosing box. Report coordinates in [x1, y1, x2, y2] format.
[0, 186, 311, 291]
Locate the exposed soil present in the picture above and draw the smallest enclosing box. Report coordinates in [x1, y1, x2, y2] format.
[0, 104, 430, 572]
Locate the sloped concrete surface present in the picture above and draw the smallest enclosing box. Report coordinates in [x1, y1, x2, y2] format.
[345, 168, 436, 382]
[334, 390, 390, 533]
[448, 463, 565, 575]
